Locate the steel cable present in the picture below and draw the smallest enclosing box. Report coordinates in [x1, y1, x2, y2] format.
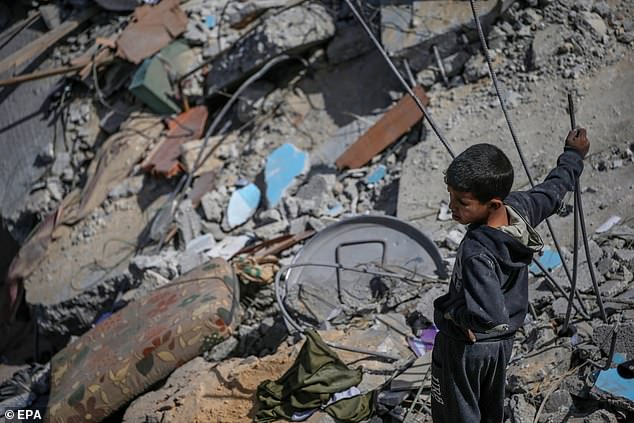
[468, 0, 593, 319]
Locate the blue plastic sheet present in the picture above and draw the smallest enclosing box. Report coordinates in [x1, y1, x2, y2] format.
[365, 165, 386, 185]
[594, 353, 634, 402]
[529, 248, 562, 275]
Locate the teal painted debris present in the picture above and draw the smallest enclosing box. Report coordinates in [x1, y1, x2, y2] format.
[265, 143, 308, 207]
[227, 183, 261, 228]
[365, 165, 387, 185]
[129, 40, 193, 115]
[529, 248, 562, 275]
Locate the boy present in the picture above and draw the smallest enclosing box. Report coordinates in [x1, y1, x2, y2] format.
[431, 129, 589, 423]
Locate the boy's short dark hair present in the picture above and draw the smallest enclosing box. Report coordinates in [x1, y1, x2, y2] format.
[445, 143, 514, 203]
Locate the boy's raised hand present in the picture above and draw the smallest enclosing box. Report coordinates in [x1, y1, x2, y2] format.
[565, 128, 590, 159]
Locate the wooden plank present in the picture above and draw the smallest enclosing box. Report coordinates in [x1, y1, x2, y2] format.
[0, 8, 96, 76]
[335, 85, 429, 169]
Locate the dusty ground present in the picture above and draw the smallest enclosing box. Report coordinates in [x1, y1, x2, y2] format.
[399, 49, 634, 249]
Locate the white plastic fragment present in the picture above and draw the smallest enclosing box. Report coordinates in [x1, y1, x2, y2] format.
[596, 215, 621, 234]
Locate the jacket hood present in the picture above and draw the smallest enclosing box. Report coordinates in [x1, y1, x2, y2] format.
[465, 205, 543, 269]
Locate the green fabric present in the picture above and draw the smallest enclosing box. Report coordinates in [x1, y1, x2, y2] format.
[255, 329, 374, 422]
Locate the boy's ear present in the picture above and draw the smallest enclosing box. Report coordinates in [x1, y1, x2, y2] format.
[488, 198, 504, 210]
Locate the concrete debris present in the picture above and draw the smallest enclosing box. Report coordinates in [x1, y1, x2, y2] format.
[174, 199, 202, 246]
[336, 86, 428, 169]
[381, 0, 508, 71]
[205, 2, 335, 96]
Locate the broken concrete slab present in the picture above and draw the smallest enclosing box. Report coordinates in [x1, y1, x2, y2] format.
[390, 352, 432, 392]
[205, 2, 335, 96]
[206, 235, 251, 261]
[116, 0, 189, 64]
[22, 180, 172, 335]
[264, 143, 308, 208]
[227, 183, 261, 228]
[381, 0, 506, 71]
[326, 22, 373, 65]
[312, 116, 378, 166]
[335, 86, 429, 169]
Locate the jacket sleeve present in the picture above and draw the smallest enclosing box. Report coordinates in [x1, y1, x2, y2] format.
[506, 148, 584, 227]
[446, 253, 509, 333]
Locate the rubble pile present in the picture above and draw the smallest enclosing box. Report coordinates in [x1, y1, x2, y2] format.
[0, 0, 633, 422]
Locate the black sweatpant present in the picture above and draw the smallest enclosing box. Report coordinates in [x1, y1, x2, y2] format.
[431, 332, 514, 423]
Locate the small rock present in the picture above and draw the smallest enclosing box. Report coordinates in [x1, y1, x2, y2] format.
[416, 69, 437, 88]
[592, 1, 611, 18]
[521, 8, 542, 25]
[177, 251, 207, 274]
[551, 297, 569, 317]
[254, 220, 289, 239]
[289, 216, 309, 235]
[617, 31, 634, 44]
[46, 178, 64, 201]
[108, 176, 144, 200]
[130, 252, 179, 280]
[307, 217, 326, 232]
[544, 389, 572, 413]
[201, 191, 225, 223]
[444, 229, 464, 250]
[615, 248, 634, 267]
[463, 53, 489, 83]
[175, 199, 202, 247]
[51, 152, 71, 177]
[204, 336, 238, 362]
[578, 12, 608, 37]
[572, 0, 593, 12]
[506, 394, 535, 423]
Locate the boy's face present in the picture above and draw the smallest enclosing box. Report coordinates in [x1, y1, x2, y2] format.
[447, 186, 492, 225]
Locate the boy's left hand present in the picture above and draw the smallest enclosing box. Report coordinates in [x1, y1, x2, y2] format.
[466, 328, 476, 343]
[565, 128, 590, 158]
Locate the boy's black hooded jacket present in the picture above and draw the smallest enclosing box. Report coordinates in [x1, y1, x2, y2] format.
[434, 148, 584, 342]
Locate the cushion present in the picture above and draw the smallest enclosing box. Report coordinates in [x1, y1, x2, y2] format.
[46, 258, 240, 423]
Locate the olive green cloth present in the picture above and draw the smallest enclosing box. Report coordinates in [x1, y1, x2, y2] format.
[255, 329, 374, 422]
